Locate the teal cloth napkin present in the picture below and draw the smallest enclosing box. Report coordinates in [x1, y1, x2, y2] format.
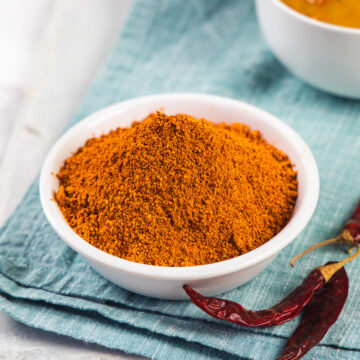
[1, 1, 360, 359]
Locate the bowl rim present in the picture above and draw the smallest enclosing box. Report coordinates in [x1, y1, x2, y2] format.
[40, 93, 319, 281]
[272, 0, 360, 34]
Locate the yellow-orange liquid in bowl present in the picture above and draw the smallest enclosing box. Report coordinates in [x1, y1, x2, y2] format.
[281, 0, 360, 29]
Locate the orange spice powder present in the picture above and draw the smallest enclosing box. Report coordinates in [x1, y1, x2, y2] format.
[56, 112, 298, 266]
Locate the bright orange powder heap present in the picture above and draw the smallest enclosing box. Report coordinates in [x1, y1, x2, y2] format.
[56, 112, 298, 267]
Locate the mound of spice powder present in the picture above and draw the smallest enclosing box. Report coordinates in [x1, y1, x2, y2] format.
[56, 112, 298, 267]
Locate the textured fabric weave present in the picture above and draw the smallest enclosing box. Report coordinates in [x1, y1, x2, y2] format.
[1, 1, 360, 359]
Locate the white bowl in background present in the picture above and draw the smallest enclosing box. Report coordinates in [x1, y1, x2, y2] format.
[255, 0, 360, 99]
[40, 93, 319, 300]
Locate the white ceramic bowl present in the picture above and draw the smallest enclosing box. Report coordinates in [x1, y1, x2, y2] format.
[256, 0, 360, 99]
[40, 93, 319, 300]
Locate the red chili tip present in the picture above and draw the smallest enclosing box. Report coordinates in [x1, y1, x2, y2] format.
[183, 285, 199, 298]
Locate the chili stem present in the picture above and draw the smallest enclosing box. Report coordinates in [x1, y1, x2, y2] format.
[290, 237, 341, 267]
[317, 244, 360, 282]
[290, 229, 354, 267]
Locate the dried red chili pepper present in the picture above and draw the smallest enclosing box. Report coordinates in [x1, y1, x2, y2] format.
[184, 269, 324, 327]
[291, 200, 360, 266]
[277, 264, 348, 360]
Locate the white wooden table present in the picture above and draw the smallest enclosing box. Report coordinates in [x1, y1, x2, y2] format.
[0, 1, 145, 358]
